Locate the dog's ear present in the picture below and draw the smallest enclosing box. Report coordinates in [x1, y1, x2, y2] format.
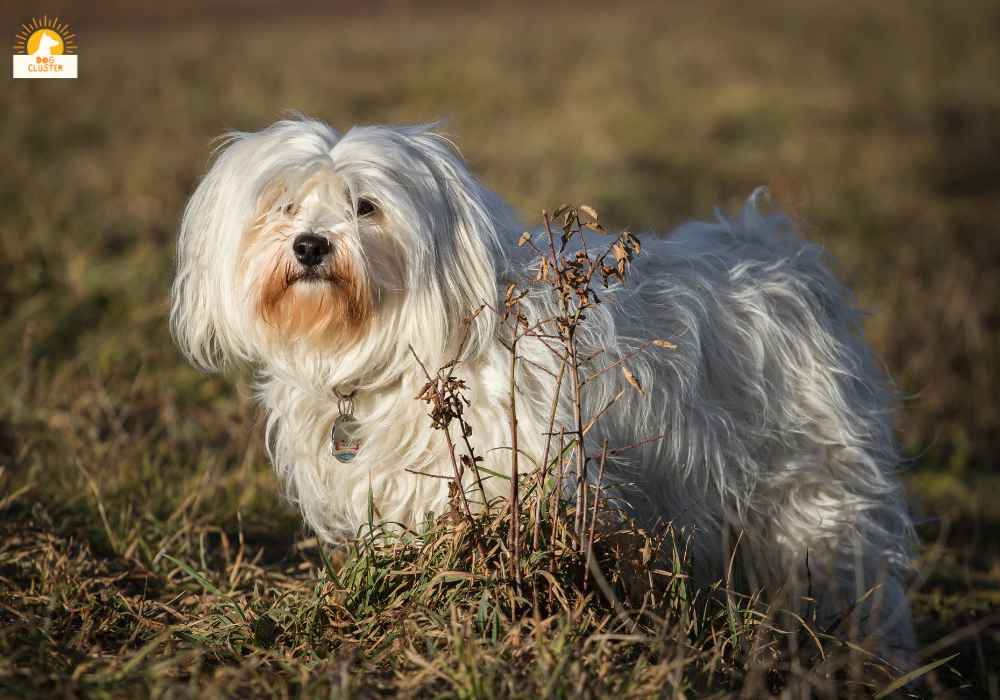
[171, 151, 228, 371]
[170, 134, 258, 372]
[407, 128, 521, 359]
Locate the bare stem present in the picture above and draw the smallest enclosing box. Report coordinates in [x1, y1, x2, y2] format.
[581, 390, 626, 438]
[508, 323, 521, 584]
[569, 334, 587, 550]
[583, 439, 608, 592]
[580, 338, 664, 387]
[550, 427, 565, 579]
[533, 359, 566, 550]
[608, 431, 669, 456]
[442, 423, 473, 520]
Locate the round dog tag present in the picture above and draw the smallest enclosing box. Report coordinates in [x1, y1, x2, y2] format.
[331, 414, 362, 463]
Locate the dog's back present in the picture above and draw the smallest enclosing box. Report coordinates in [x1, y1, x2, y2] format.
[570, 194, 915, 662]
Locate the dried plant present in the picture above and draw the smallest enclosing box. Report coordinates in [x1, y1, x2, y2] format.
[395, 205, 944, 698]
[407, 204, 657, 596]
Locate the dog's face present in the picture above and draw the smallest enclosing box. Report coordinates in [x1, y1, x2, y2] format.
[245, 172, 388, 345]
[171, 118, 516, 374]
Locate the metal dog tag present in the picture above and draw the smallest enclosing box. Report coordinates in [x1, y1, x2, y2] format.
[331, 414, 361, 463]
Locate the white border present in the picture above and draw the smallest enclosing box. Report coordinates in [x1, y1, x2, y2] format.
[13, 54, 77, 79]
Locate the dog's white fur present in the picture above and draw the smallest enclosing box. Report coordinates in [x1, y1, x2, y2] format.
[171, 116, 916, 660]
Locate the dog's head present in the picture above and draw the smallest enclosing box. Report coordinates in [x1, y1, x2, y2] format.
[171, 117, 516, 375]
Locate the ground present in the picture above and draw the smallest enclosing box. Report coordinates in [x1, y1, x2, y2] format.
[2, 0, 998, 696]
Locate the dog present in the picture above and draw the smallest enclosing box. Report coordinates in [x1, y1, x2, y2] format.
[30, 30, 61, 57]
[170, 116, 916, 662]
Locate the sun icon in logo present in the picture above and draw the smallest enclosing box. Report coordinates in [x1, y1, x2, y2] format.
[13, 16, 77, 56]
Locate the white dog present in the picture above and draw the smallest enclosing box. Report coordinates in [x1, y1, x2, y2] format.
[171, 116, 916, 661]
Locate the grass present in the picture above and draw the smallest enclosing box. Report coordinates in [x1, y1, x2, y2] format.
[2, 0, 999, 696]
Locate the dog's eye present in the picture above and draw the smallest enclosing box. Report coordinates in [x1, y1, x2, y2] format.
[355, 197, 377, 218]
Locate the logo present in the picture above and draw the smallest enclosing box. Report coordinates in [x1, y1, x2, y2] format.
[13, 16, 77, 79]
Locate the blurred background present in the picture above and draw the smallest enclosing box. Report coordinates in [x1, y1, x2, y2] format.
[3, 0, 998, 684]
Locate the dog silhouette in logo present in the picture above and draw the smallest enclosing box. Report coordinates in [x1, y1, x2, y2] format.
[30, 30, 61, 56]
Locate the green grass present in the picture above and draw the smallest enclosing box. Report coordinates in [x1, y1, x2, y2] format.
[2, 0, 999, 696]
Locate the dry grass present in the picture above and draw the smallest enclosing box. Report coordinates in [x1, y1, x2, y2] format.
[2, 0, 999, 696]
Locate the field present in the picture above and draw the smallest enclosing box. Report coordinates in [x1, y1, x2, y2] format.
[2, 0, 999, 696]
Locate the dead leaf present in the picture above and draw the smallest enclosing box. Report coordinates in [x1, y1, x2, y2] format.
[579, 204, 599, 223]
[622, 366, 644, 394]
[505, 282, 516, 302]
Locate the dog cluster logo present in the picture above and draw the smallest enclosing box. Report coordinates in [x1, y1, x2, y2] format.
[12, 16, 77, 79]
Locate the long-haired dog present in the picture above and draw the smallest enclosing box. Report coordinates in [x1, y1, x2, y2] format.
[171, 116, 916, 662]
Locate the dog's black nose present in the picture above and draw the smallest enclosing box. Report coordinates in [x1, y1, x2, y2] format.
[292, 233, 331, 267]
